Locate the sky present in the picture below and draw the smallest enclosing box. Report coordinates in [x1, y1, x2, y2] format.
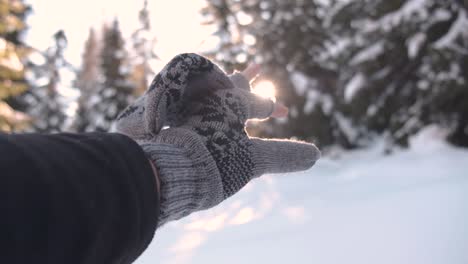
[26, 0, 216, 66]
[25, 0, 276, 99]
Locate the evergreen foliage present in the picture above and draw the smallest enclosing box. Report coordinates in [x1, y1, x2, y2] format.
[204, 0, 468, 148]
[0, 0, 31, 132]
[130, 0, 158, 95]
[75, 19, 135, 132]
[73, 28, 101, 132]
[22, 30, 75, 132]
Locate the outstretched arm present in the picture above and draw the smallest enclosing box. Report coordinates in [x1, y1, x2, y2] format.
[0, 132, 159, 264]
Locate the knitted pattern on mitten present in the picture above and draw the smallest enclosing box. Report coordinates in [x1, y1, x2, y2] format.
[116, 53, 234, 139]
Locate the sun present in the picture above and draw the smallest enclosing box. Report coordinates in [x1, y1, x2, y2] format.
[252, 81, 276, 100]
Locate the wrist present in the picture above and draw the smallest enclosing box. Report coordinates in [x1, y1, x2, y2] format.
[139, 133, 224, 227]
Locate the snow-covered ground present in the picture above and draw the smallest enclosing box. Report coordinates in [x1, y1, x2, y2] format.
[136, 127, 468, 264]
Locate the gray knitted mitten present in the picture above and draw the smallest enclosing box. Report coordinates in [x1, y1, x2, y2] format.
[116, 53, 320, 227]
[116, 53, 235, 139]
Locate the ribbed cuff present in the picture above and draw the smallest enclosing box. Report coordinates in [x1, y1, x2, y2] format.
[139, 129, 224, 227]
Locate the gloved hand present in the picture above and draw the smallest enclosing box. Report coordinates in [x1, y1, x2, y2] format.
[116, 53, 320, 227]
[116, 53, 235, 139]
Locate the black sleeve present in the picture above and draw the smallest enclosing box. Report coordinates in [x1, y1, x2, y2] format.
[0, 132, 160, 264]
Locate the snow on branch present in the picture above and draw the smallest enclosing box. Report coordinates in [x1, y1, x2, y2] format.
[434, 10, 468, 49]
[344, 73, 365, 103]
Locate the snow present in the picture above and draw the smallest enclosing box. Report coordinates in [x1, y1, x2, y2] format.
[320, 95, 334, 115]
[302, 90, 334, 115]
[134, 126, 468, 264]
[399, 0, 427, 18]
[324, 0, 352, 28]
[303, 90, 319, 114]
[290, 71, 309, 96]
[406, 33, 426, 58]
[362, 0, 428, 33]
[324, 38, 351, 59]
[334, 112, 359, 142]
[394, 116, 420, 139]
[432, 8, 452, 22]
[289, 71, 334, 115]
[434, 11, 468, 49]
[367, 104, 378, 116]
[350, 42, 384, 65]
[344, 73, 366, 102]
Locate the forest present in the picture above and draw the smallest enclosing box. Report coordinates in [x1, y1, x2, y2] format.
[1, 0, 467, 151]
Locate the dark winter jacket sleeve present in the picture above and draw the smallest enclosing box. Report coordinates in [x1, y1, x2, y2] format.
[0, 132, 160, 264]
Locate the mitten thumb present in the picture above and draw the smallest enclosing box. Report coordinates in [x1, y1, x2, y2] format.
[250, 137, 321, 176]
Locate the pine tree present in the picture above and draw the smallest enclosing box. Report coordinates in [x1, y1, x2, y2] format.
[78, 19, 134, 132]
[204, 0, 468, 148]
[203, 0, 346, 147]
[130, 0, 158, 95]
[73, 28, 101, 132]
[200, 0, 253, 71]
[328, 0, 468, 147]
[21, 30, 75, 132]
[0, 0, 31, 132]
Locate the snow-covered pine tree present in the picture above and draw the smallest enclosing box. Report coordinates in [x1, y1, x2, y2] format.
[328, 0, 468, 147]
[22, 30, 75, 132]
[0, 0, 31, 132]
[203, 0, 348, 147]
[73, 28, 101, 132]
[204, 0, 468, 148]
[84, 19, 134, 132]
[201, 0, 255, 71]
[130, 0, 158, 95]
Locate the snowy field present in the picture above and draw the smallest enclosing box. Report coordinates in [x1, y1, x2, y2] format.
[136, 127, 468, 264]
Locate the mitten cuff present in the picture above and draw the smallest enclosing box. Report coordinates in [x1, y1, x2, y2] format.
[139, 129, 224, 227]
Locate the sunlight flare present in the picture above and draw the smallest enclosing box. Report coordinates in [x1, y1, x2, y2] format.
[252, 81, 276, 100]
